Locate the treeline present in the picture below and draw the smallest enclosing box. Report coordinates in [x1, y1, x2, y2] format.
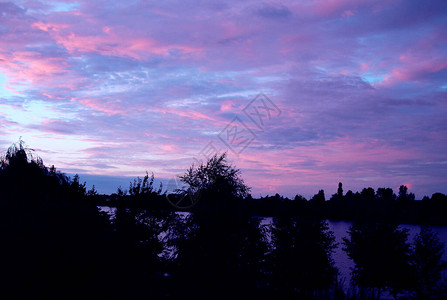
[248, 184, 447, 225]
[95, 182, 447, 225]
[1, 142, 446, 298]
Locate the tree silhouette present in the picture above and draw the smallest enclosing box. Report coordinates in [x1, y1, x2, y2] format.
[343, 221, 412, 299]
[113, 172, 174, 297]
[398, 185, 415, 202]
[0, 141, 118, 298]
[376, 187, 396, 202]
[337, 182, 343, 199]
[270, 216, 339, 298]
[311, 189, 325, 204]
[171, 153, 267, 297]
[179, 153, 249, 207]
[411, 226, 447, 298]
[309, 189, 326, 216]
[361, 187, 376, 203]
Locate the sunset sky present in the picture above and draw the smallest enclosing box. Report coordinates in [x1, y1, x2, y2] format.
[1, 0, 446, 198]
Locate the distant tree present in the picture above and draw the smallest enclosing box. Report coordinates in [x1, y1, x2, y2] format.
[398, 185, 408, 199]
[411, 227, 447, 298]
[422, 193, 447, 224]
[310, 189, 325, 205]
[376, 188, 396, 202]
[328, 183, 349, 221]
[431, 193, 447, 203]
[361, 187, 376, 202]
[345, 190, 354, 198]
[343, 221, 412, 299]
[337, 182, 343, 199]
[68, 174, 87, 199]
[294, 194, 307, 202]
[128, 172, 163, 200]
[422, 195, 430, 202]
[313, 189, 326, 201]
[398, 185, 415, 202]
[86, 185, 98, 197]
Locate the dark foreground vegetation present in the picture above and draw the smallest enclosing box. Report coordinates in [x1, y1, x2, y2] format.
[1, 141, 446, 299]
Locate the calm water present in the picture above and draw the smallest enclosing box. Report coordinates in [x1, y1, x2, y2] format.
[99, 207, 447, 291]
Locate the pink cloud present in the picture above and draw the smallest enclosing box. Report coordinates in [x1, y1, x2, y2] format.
[78, 98, 124, 116]
[151, 106, 217, 123]
[32, 21, 69, 32]
[360, 63, 369, 72]
[0, 51, 70, 89]
[220, 100, 236, 112]
[382, 58, 447, 85]
[160, 144, 180, 152]
[31, 17, 203, 60]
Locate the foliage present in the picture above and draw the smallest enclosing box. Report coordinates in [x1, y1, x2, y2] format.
[270, 216, 339, 297]
[0, 140, 118, 298]
[411, 226, 447, 298]
[113, 171, 174, 292]
[170, 153, 267, 297]
[128, 172, 163, 199]
[179, 152, 250, 203]
[343, 221, 413, 299]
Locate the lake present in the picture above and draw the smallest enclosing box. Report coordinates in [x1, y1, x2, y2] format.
[99, 207, 447, 294]
[270, 218, 447, 293]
